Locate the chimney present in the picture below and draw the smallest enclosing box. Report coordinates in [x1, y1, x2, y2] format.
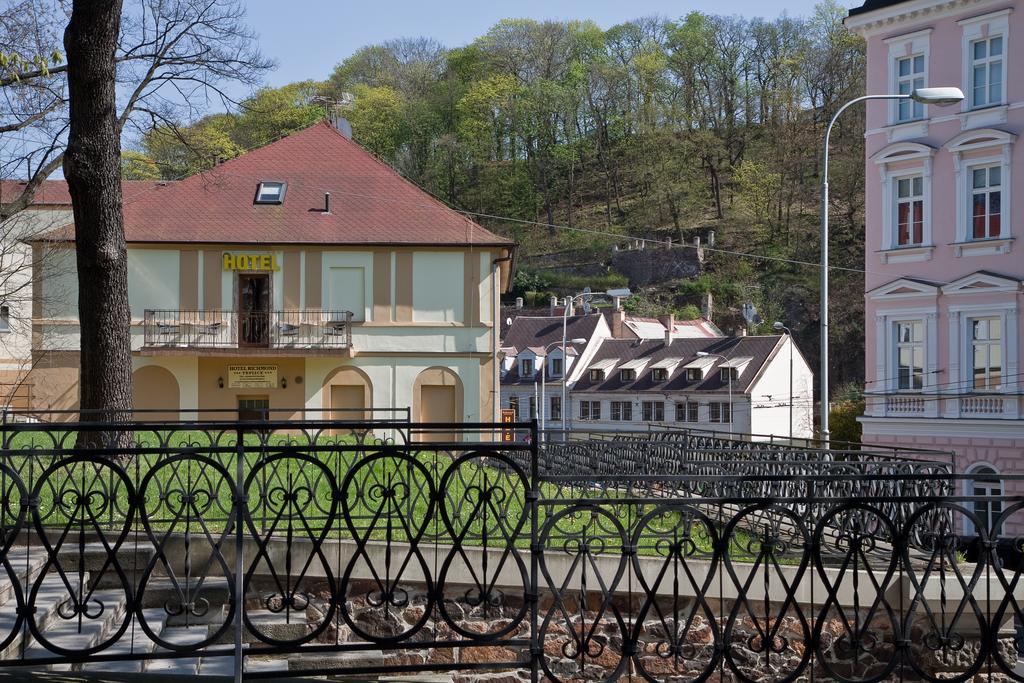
[659, 314, 675, 345]
[701, 292, 713, 321]
[611, 302, 626, 339]
[515, 297, 524, 310]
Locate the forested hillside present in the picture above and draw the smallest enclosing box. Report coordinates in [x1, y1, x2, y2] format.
[127, 2, 868, 389]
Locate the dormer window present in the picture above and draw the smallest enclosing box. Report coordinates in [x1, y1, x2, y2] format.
[720, 367, 739, 382]
[589, 369, 604, 382]
[551, 357, 563, 377]
[686, 368, 701, 382]
[619, 369, 636, 382]
[520, 358, 534, 376]
[651, 368, 668, 382]
[254, 181, 286, 205]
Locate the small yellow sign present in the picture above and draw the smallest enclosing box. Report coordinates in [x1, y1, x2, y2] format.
[223, 253, 280, 272]
[227, 364, 278, 389]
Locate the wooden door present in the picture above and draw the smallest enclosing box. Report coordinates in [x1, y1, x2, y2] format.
[420, 385, 456, 442]
[330, 384, 366, 421]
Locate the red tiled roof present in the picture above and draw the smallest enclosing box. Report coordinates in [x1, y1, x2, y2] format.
[38, 121, 513, 247]
[1, 179, 167, 206]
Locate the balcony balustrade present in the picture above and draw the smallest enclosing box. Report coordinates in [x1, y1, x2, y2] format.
[142, 309, 353, 350]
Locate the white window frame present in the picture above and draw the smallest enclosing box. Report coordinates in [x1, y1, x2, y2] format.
[893, 319, 925, 391]
[873, 307, 939, 399]
[885, 30, 931, 128]
[960, 11, 1009, 113]
[520, 357, 534, 377]
[549, 395, 562, 421]
[947, 129, 1015, 250]
[967, 315, 1004, 392]
[968, 163, 1003, 240]
[964, 463, 1003, 537]
[893, 174, 926, 247]
[895, 54, 926, 122]
[550, 356, 563, 378]
[641, 401, 664, 422]
[873, 143, 935, 259]
[709, 402, 732, 424]
[947, 302, 1019, 407]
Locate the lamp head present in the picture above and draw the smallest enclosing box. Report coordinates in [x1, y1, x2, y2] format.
[696, 351, 710, 357]
[605, 288, 631, 298]
[570, 337, 587, 344]
[910, 87, 965, 105]
[772, 321, 786, 331]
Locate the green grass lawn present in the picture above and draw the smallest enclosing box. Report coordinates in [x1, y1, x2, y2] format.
[0, 428, 773, 561]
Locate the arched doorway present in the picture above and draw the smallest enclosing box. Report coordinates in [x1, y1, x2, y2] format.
[413, 367, 463, 442]
[132, 366, 180, 421]
[322, 366, 373, 424]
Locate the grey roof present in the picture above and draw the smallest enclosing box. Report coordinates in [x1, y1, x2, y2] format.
[573, 336, 783, 394]
[502, 314, 601, 355]
[501, 314, 602, 387]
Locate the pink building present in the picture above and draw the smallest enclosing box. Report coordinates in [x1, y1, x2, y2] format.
[847, 0, 1023, 528]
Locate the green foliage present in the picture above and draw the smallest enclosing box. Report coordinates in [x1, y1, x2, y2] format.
[675, 304, 701, 320]
[537, 270, 628, 293]
[120, 151, 161, 180]
[829, 397, 865, 447]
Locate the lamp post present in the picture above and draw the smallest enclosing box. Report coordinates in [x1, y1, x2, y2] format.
[696, 351, 732, 437]
[773, 322, 793, 441]
[562, 288, 630, 439]
[540, 338, 586, 442]
[819, 86, 963, 447]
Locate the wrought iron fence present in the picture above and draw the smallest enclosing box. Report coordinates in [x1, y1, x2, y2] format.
[142, 310, 353, 349]
[0, 417, 1019, 682]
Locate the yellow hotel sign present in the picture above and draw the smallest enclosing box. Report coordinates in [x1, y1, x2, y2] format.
[227, 365, 278, 389]
[223, 253, 280, 271]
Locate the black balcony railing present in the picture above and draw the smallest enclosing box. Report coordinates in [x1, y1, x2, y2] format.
[142, 309, 353, 349]
[0, 417, 1020, 681]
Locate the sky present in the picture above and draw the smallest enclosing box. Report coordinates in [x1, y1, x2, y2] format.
[241, 0, 858, 89]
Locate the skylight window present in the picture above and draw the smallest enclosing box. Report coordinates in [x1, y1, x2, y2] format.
[254, 181, 286, 205]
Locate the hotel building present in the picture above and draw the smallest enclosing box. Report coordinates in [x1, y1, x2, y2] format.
[27, 121, 515, 424]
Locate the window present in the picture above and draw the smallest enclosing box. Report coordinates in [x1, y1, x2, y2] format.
[0, 305, 9, 333]
[970, 36, 1003, 108]
[550, 396, 561, 421]
[895, 176, 924, 246]
[589, 369, 604, 383]
[970, 166, 1001, 240]
[610, 401, 632, 421]
[719, 367, 739, 383]
[254, 181, 286, 205]
[238, 397, 270, 421]
[968, 465, 1003, 537]
[642, 401, 664, 422]
[520, 358, 534, 377]
[619, 369, 636, 382]
[528, 396, 536, 419]
[971, 317, 1002, 390]
[685, 368, 702, 382]
[895, 321, 924, 390]
[709, 402, 732, 423]
[896, 54, 925, 121]
[651, 368, 668, 382]
[673, 401, 700, 422]
[551, 357, 563, 377]
[579, 400, 600, 420]
[509, 395, 519, 420]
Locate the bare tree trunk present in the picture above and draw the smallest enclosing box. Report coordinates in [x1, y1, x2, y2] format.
[63, 0, 133, 432]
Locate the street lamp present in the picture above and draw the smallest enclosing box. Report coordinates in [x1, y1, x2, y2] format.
[696, 351, 732, 437]
[819, 86, 963, 446]
[562, 288, 630, 438]
[540, 337, 586, 441]
[773, 322, 793, 441]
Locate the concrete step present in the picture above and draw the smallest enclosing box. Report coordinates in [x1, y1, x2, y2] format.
[209, 609, 309, 645]
[285, 650, 385, 675]
[78, 608, 168, 673]
[0, 549, 48, 608]
[24, 589, 128, 670]
[0, 571, 91, 661]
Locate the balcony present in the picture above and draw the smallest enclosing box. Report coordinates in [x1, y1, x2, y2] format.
[142, 309, 353, 351]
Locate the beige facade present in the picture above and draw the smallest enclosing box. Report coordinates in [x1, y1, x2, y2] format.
[32, 243, 511, 426]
